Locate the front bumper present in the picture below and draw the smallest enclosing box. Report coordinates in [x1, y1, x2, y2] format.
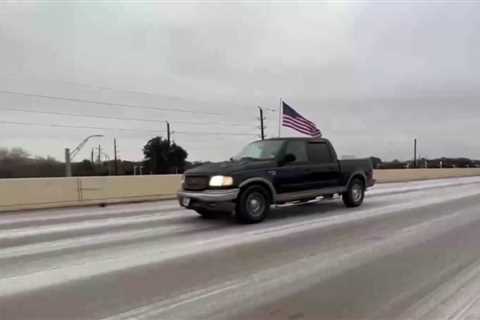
[177, 188, 240, 203]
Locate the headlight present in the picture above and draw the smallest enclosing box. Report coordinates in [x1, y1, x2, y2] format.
[209, 175, 234, 187]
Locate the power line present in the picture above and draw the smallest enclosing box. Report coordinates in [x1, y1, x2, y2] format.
[0, 120, 256, 136]
[1, 106, 256, 128]
[1, 75, 209, 106]
[1, 76, 259, 116]
[0, 90, 230, 116]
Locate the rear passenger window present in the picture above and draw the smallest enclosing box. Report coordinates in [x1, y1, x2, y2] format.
[285, 141, 308, 163]
[307, 143, 333, 163]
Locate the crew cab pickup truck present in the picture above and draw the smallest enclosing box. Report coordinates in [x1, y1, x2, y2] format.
[178, 137, 375, 223]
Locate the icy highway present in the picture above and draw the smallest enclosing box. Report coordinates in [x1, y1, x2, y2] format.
[2, 177, 480, 320]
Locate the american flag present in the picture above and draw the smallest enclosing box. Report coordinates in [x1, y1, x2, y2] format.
[282, 102, 322, 137]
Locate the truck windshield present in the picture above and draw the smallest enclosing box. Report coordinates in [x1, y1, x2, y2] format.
[233, 140, 284, 161]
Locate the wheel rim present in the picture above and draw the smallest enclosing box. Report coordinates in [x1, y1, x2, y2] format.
[351, 183, 363, 202]
[246, 192, 265, 218]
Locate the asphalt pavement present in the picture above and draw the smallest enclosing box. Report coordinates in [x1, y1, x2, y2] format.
[2, 177, 480, 320]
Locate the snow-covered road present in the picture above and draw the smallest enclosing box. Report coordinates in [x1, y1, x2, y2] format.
[2, 177, 480, 319]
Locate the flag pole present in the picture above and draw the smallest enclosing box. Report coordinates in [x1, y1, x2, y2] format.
[278, 98, 282, 137]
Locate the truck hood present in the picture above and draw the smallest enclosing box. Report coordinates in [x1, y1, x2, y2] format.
[185, 159, 276, 176]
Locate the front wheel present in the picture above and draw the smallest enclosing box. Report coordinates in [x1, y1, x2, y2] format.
[236, 185, 270, 224]
[343, 178, 365, 208]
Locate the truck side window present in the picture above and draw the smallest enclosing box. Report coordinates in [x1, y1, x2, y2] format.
[284, 141, 308, 163]
[307, 143, 333, 163]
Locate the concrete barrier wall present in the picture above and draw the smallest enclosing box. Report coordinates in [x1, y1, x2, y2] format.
[0, 177, 80, 209]
[1, 169, 480, 212]
[0, 175, 182, 212]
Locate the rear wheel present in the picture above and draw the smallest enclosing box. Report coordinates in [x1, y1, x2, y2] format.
[342, 178, 365, 207]
[236, 185, 270, 224]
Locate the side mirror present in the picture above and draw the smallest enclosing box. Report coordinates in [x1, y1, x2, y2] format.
[280, 153, 296, 166]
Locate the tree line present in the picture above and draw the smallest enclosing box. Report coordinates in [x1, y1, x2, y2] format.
[0, 137, 189, 178]
[371, 157, 480, 169]
[1, 139, 479, 179]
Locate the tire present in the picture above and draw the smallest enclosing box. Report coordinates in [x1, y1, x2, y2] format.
[195, 209, 217, 219]
[236, 185, 271, 224]
[342, 178, 365, 208]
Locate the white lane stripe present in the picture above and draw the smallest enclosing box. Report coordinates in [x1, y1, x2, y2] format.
[0, 221, 207, 260]
[0, 210, 192, 241]
[102, 205, 480, 320]
[449, 296, 480, 320]
[1, 185, 480, 297]
[372, 176, 480, 189]
[369, 176, 480, 196]
[0, 203, 182, 227]
[103, 281, 246, 320]
[400, 257, 480, 320]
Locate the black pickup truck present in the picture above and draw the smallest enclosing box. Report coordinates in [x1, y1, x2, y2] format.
[178, 137, 375, 223]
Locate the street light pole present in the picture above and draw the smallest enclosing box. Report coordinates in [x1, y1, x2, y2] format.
[65, 134, 104, 177]
[65, 148, 72, 177]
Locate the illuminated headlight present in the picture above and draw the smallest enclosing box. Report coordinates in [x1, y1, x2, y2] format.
[209, 176, 234, 187]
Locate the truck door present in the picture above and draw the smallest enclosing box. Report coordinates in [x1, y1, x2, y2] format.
[274, 140, 311, 194]
[306, 141, 342, 189]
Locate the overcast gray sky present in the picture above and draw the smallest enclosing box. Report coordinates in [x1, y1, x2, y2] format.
[1, 0, 479, 162]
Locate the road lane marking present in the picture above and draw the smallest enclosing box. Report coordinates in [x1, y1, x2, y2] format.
[100, 281, 246, 320]
[0, 222, 217, 260]
[0, 203, 183, 227]
[369, 177, 480, 197]
[0, 210, 194, 241]
[400, 256, 480, 320]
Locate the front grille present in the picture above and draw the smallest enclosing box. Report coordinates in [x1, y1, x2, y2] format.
[184, 176, 209, 191]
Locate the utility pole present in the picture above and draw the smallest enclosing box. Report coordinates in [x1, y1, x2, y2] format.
[414, 138, 417, 169]
[91, 148, 94, 164]
[258, 106, 265, 140]
[114, 138, 118, 175]
[98, 144, 101, 164]
[166, 121, 171, 145]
